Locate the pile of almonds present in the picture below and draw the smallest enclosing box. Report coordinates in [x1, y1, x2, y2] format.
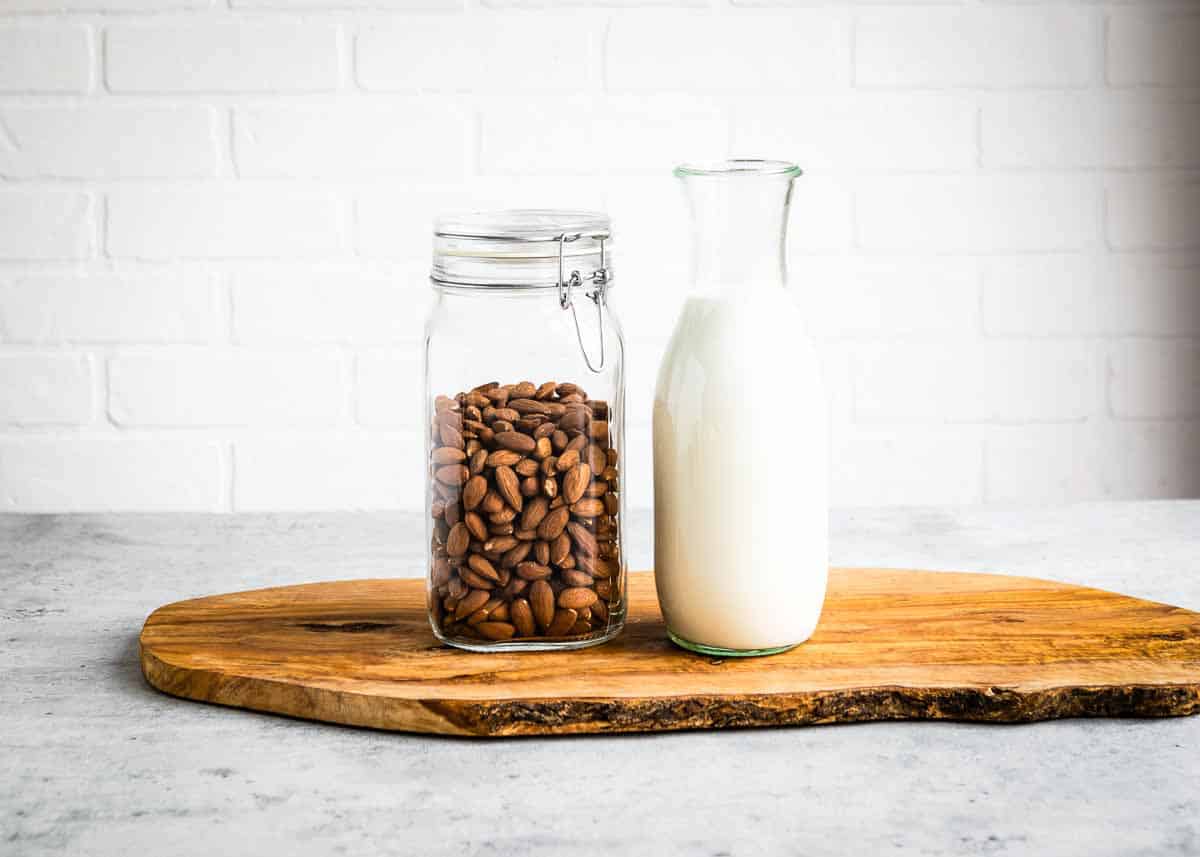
[428, 380, 622, 645]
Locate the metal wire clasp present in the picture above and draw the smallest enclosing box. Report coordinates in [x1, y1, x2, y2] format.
[556, 232, 608, 373]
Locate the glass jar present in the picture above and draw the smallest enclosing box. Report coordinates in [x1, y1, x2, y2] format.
[424, 210, 627, 652]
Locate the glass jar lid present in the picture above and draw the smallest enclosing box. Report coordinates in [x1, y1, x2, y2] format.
[431, 209, 612, 289]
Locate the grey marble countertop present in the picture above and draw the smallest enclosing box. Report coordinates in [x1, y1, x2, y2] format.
[3, 503, 1199, 856]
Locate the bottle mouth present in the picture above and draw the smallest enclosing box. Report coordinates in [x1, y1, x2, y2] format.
[674, 159, 802, 179]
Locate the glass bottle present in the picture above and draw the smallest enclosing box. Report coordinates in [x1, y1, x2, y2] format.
[424, 210, 628, 652]
[653, 160, 828, 656]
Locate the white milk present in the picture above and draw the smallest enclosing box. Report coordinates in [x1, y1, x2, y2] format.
[653, 285, 828, 652]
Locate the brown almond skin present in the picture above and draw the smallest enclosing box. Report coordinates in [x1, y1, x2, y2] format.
[562, 462, 591, 505]
[520, 476, 539, 497]
[592, 557, 617, 578]
[476, 621, 516, 641]
[511, 598, 535, 637]
[509, 398, 549, 416]
[516, 561, 553, 581]
[534, 436, 553, 460]
[466, 608, 490, 626]
[462, 476, 487, 511]
[439, 423, 464, 450]
[494, 465, 523, 512]
[519, 495, 550, 531]
[464, 512, 488, 542]
[551, 430, 568, 452]
[480, 490, 504, 515]
[460, 568, 496, 590]
[431, 557, 452, 587]
[550, 532, 571, 565]
[535, 381, 557, 400]
[536, 505, 570, 540]
[515, 458, 539, 477]
[530, 580, 555, 630]
[533, 421, 556, 440]
[495, 431, 536, 454]
[469, 448, 487, 475]
[501, 540, 532, 569]
[534, 540, 551, 565]
[489, 506, 517, 524]
[542, 475, 559, 499]
[555, 448, 580, 473]
[483, 535, 517, 554]
[431, 446, 467, 465]
[586, 445, 606, 474]
[512, 381, 537, 398]
[435, 464, 470, 486]
[443, 502, 460, 526]
[561, 569, 594, 588]
[566, 520, 599, 556]
[566, 434, 588, 453]
[545, 608, 578, 637]
[467, 554, 501, 582]
[570, 498, 605, 518]
[591, 599, 609, 624]
[454, 589, 489, 620]
[446, 522, 469, 557]
[485, 449, 522, 468]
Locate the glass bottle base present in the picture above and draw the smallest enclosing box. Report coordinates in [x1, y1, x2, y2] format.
[667, 629, 799, 658]
[433, 622, 624, 653]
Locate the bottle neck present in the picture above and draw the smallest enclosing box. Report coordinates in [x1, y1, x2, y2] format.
[680, 168, 795, 296]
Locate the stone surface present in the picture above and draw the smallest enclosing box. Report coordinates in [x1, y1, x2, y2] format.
[3, 503, 1200, 854]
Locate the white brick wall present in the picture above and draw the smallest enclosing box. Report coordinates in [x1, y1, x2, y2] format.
[0, 1, 1196, 512]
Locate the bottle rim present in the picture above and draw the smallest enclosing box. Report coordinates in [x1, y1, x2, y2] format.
[674, 159, 802, 179]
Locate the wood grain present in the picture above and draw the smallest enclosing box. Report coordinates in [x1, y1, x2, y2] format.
[139, 569, 1200, 737]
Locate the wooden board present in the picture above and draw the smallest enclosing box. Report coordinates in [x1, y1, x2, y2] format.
[140, 569, 1200, 737]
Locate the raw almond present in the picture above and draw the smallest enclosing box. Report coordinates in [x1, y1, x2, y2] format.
[562, 462, 591, 505]
[495, 431, 536, 454]
[530, 580, 555, 630]
[555, 448, 580, 473]
[536, 505, 570, 540]
[435, 464, 470, 486]
[561, 569, 594, 588]
[476, 621, 516, 641]
[566, 521, 598, 557]
[545, 608, 578, 637]
[446, 522, 469, 557]
[463, 476, 487, 511]
[485, 449, 522, 468]
[494, 465, 523, 512]
[520, 495, 549, 531]
[483, 535, 518, 553]
[570, 498, 604, 519]
[501, 540, 532, 569]
[464, 512, 488, 542]
[516, 561, 553, 581]
[431, 446, 467, 465]
[454, 589, 489, 620]
[511, 598, 536, 637]
[550, 531, 572, 565]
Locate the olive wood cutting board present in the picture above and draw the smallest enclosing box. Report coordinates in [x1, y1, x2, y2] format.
[139, 569, 1200, 737]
